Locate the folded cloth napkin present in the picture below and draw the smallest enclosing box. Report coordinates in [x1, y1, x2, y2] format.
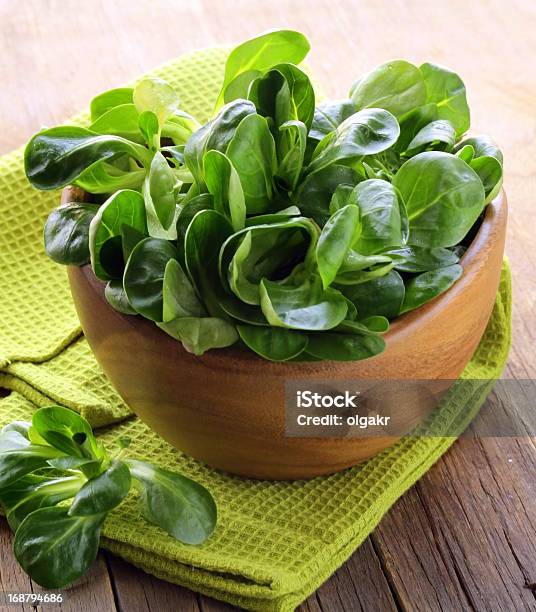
[0, 46, 512, 611]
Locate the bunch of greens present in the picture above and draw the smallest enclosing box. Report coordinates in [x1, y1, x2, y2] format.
[0, 406, 217, 588]
[25, 30, 503, 362]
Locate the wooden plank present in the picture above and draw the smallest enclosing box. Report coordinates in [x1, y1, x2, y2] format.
[370, 488, 472, 611]
[371, 436, 536, 611]
[299, 540, 399, 612]
[197, 594, 238, 611]
[0, 519, 34, 612]
[104, 552, 200, 612]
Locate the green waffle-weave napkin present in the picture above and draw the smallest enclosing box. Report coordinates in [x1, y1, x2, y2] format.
[0, 47, 511, 611]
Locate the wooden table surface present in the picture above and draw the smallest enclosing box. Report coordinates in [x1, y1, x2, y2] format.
[1, 1, 535, 610]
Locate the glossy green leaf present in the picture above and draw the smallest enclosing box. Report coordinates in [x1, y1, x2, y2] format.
[294, 164, 362, 225]
[230, 231, 298, 303]
[89, 189, 147, 281]
[204, 150, 246, 231]
[220, 216, 319, 304]
[336, 319, 382, 335]
[405, 119, 455, 153]
[228, 231, 273, 303]
[25, 126, 152, 190]
[470, 155, 503, 202]
[0, 475, 85, 532]
[328, 184, 355, 215]
[0, 444, 63, 489]
[162, 110, 201, 145]
[90, 87, 133, 121]
[216, 29, 310, 107]
[394, 102, 438, 153]
[0, 400, 219, 589]
[419, 63, 470, 136]
[243, 205, 301, 226]
[69, 460, 131, 516]
[335, 250, 393, 285]
[222, 69, 262, 103]
[350, 60, 426, 118]
[176, 193, 214, 245]
[227, 113, 277, 214]
[249, 63, 315, 130]
[217, 293, 269, 326]
[307, 108, 400, 175]
[306, 332, 385, 361]
[357, 315, 390, 333]
[162, 258, 205, 322]
[74, 161, 145, 194]
[138, 111, 159, 150]
[158, 317, 238, 355]
[338, 271, 405, 319]
[185, 99, 256, 187]
[1, 421, 31, 440]
[122, 224, 147, 261]
[351, 179, 405, 254]
[128, 460, 217, 545]
[184, 210, 233, 317]
[0, 430, 31, 454]
[237, 325, 307, 361]
[399, 264, 463, 314]
[14, 506, 104, 588]
[453, 135, 503, 164]
[274, 63, 315, 128]
[44, 202, 99, 266]
[342, 297, 358, 321]
[47, 456, 103, 478]
[143, 151, 178, 237]
[454, 136, 503, 202]
[393, 152, 485, 247]
[309, 99, 356, 143]
[32, 406, 102, 460]
[123, 237, 179, 322]
[316, 204, 361, 288]
[276, 119, 307, 190]
[455, 144, 475, 164]
[105, 280, 136, 315]
[89, 104, 142, 142]
[260, 276, 348, 331]
[384, 245, 459, 273]
[133, 77, 179, 126]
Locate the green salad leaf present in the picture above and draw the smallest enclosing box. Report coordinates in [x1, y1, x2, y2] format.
[307, 108, 400, 175]
[350, 60, 426, 118]
[44, 201, 99, 265]
[393, 152, 485, 248]
[127, 460, 217, 545]
[216, 29, 310, 107]
[0, 406, 217, 588]
[25, 127, 152, 190]
[26, 30, 502, 362]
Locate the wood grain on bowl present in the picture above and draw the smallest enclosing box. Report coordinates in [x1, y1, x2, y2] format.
[64, 187, 507, 479]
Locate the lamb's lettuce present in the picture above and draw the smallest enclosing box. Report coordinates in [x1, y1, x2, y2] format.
[0, 407, 217, 588]
[25, 29, 502, 362]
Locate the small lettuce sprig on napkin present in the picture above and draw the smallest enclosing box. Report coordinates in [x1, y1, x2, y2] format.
[24, 30, 503, 362]
[0, 406, 216, 588]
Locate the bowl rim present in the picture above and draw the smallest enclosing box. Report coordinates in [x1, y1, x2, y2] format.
[64, 186, 507, 373]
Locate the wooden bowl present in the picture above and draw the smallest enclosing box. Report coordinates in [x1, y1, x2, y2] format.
[65, 187, 507, 479]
